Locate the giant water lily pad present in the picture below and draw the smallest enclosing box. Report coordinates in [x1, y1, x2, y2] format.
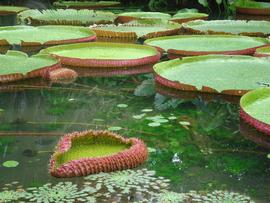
[234, 0, 270, 15]
[41, 42, 160, 68]
[0, 6, 28, 15]
[91, 19, 180, 39]
[18, 9, 116, 26]
[170, 12, 208, 24]
[254, 46, 270, 57]
[50, 130, 148, 177]
[53, 1, 120, 9]
[0, 25, 96, 46]
[154, 55, 270, 96]
[182, 20, 270, 37]
[116, 12, 171, 23]
[0, 51, 60, 83]
[144, 35, 270, 57]
[240, 88, 270, 135]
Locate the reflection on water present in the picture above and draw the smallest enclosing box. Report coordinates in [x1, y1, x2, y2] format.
[0, 77, 269, 202]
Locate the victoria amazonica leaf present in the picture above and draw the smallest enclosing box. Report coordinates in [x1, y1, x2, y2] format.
[182, 20, 270, 36]
[0, 25, 96, 46]
[144, 35, 270, 56]
[18, 9, 116, 26]
[154, 55, 270, 95]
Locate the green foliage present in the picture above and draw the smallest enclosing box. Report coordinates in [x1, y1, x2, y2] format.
[154, 94, 184, 111]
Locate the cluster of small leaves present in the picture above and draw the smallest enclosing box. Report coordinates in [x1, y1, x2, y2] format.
[149, 191, 190, 203]
[84, 168, 170, 200]
[191, 190, 255, 203]
[25, 182, 100, 203]
[0, 182, 29, 203]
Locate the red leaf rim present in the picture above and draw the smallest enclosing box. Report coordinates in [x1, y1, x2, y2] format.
[48, 43, 161, 68]
[154, 72, 249, 96]
[181, 22, 270, 37]
[65, 63, 154, 77]
[170, 16, 208, 24]
[92, 24, 180, 39]
[239, 119, 270, 149]
[167, 44, 270, 57]
[240, 107, 270, 136]
[50, 130, 148, 178]
[236, 7, 270, 16]
[0, 61, 61, 83]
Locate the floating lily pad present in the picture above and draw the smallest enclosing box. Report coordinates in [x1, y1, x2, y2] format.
[53, 1, 120, 9]
[116, 12, 171, 23]
[240, 88, 270, 135]
[254, 46, 270, 57]
[0, 25, 96, 46]
[50, 130, 148, 177]
[91, 19, 180, 39]
[0, 6, 28, 15]
[41, 42, 160, 72]
[170, 12, 208, 24]
[144, 35, 270, 57]
[154, 55, 270, 96]
[0, 51, 60, 83]
[18, 9, 116, 26]
[117, 103, 128, 108]
[2, 160, 19, 168]
[108, 126, 122, 131]
[234, 0, 270, 15]
[182, 20, 270, 37]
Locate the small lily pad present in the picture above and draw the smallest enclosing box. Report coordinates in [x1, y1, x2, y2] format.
[168, 116, 177, 120]
[148, 122, 161, 127]
[132, 113, 146, 119]
[179, 121, 191, 126]
[142, 108, 153, 112]
[2, 160, 19, 168]
[108, 126, 122, 131]
[267, 154, 270, 159]
[117, 104, 128, 108]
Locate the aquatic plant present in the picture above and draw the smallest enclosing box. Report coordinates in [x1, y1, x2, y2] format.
[154, 55, 270, 96]
[53, 1, 120, 9]
[18, 9, 116, 26]
[240, 88, 270, 135]
[191, 190, 255, 203]
[150, 191, 189, 203]
[26, 182, 99, 203]
[0, 182, 29, 203]
[181, 20, 270, 37]
[84, 168, 170, 196]
[0, 26, 96, 46]
[50, 130, 148, 177]
[0, 51, 60, 83]
[2, 160, 19, 168]
[44, 68, 78, 83]
[91, 19, 180, 39]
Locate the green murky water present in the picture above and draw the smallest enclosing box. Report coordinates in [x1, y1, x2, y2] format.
[0, 76, 269, 202]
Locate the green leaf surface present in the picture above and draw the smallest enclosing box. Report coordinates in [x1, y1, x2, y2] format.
[2, 160, 19, 168]
[145, 35, 269, 52]
[240, 88, 270, 124]
[18, 9, 116, 26]
[0, 50, 58, 75]
[183, 20, 270, 35]
[154, 55, 270, 92]
[41, 42, 159, 60]
[0, 25, 95, 45]
[53, 1, 120, 8]
[118, 11, 171, 20]
[0, 6, 28, 13]
[255, 46, 270, 54]
[92, 19, 180, 38]
[55, 135, 130, 167]
[172, 12, 208, 20]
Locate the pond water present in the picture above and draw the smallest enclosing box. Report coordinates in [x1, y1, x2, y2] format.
[0, 4, 269, 203]
[0, 76, 269, 202]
